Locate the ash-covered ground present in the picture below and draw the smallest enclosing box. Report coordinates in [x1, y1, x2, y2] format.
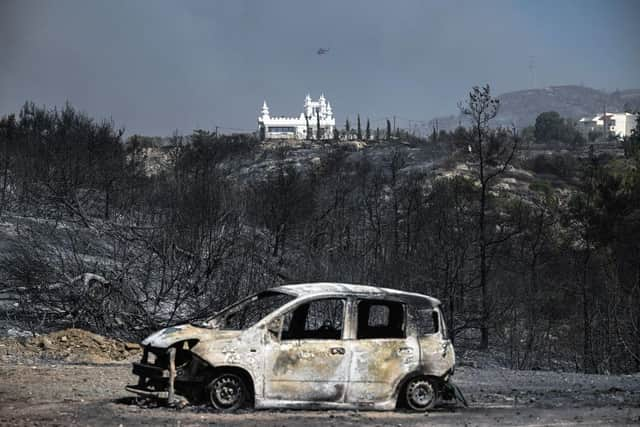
[1, 330, 639, 426]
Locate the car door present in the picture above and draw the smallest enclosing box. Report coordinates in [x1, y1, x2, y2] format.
[413, 306, 455, 376]
[345, 299, 419, 403]
[264, 297, 350, 402]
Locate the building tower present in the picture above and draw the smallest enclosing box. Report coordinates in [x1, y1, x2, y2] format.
[304, 94, 312, 118]
[319, 93, 327, 118]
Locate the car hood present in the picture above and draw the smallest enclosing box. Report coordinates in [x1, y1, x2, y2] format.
[141, 324, 242, 348]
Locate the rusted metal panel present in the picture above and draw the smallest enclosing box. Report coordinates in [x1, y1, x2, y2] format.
[346, 338, 419, 402]
[190, 327, 265, 390]
[141, 324, 241, 348]
[264, 339, 350, 402]
[273, 283, 441, 308]
[419, 334, 455, 377]
[167, 347, 176, 404]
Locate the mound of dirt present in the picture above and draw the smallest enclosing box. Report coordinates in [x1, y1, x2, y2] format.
[0, 328, 141, 364]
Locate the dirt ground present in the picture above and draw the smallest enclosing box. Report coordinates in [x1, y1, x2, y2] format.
[1, 329, 639, 426]
[0, 359, 639, 426]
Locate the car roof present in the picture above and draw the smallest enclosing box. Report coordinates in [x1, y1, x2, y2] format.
[272, 282, 440, 308]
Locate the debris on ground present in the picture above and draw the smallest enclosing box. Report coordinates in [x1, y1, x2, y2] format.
[0, 328, 140, 364]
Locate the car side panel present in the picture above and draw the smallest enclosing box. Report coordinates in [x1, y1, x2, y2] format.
[418, 333, 454, 377]
[263, 338, 350, 402]
[189, 328, 264, 394]
[345, 337, 420, 403]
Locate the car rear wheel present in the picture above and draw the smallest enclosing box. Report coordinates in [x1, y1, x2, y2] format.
[207, 372, 248, 411]
[404, 377, 438, 411]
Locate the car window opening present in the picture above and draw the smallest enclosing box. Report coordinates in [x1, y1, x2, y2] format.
[411, 307, 439, 336]
[357, 300, 405, 339]
[281, 298, 345, 340]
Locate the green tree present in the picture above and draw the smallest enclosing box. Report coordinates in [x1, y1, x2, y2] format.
[534, 111, 564, 143]
[357, 114, 362, 140]
[623, 113, 640, 158]
[534, 111, 583, 145]
[366, 119, 371, 141]
[386, 119, 392, 140]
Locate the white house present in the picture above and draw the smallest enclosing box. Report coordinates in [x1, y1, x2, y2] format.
[579, 112, 638, 138]
[257, 94, 336, 141]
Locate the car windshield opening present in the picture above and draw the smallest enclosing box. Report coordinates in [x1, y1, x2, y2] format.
[213, 291, 295, 330]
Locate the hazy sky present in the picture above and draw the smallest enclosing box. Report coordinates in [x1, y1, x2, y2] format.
[1, 0, 639, 136]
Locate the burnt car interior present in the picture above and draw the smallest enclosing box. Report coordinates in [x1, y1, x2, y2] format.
[221, 291, 294, 330]
[357, 299, 405, 339]
[281, 298, 344, 340]
[410, 306, 440, 336]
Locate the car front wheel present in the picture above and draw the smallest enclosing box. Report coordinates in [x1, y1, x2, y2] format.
[207, 372, 248, 411]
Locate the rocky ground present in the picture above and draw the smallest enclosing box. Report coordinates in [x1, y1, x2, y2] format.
[0, 328, 141, 364]
[0, 330, 639, 426]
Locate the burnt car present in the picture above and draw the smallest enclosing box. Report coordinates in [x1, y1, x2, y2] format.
[127, 283, 463, 411]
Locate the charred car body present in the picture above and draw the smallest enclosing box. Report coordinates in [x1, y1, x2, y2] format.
[127, 283, 463, 411]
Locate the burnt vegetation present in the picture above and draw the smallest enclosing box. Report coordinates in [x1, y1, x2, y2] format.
[2, 88, 640, 374]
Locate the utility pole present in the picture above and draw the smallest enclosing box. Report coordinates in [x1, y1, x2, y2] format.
[393, 115, 396, 133]
[528, 56, 536, 89]
[602, 103, 608, 139]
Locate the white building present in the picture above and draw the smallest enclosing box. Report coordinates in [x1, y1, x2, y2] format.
[579, 112, 638, 138]
[258, 94, 336, 141]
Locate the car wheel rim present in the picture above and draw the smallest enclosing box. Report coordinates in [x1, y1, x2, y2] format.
[211, 374, 243, 408]
[407, 379, 435, 410]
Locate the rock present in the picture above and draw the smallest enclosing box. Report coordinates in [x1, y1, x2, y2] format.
[91, 335, 106, 345]
[60, 336, 68, 342]
[168, 395, 189, 409]
[125, 342, 141, 351]
[39, 337, 53, 350]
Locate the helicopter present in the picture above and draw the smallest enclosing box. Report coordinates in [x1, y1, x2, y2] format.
[317, 48, 330, 55]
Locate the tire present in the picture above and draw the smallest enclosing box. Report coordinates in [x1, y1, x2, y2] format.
[404, 377, 439, 411]
[207, 372, 249, 411]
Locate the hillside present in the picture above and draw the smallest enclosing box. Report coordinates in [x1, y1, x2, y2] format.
[429, 85, 640, 130]
[2, 101, 640, 379]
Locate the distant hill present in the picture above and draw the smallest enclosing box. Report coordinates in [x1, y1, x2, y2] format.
[429, 85, 640, 131]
